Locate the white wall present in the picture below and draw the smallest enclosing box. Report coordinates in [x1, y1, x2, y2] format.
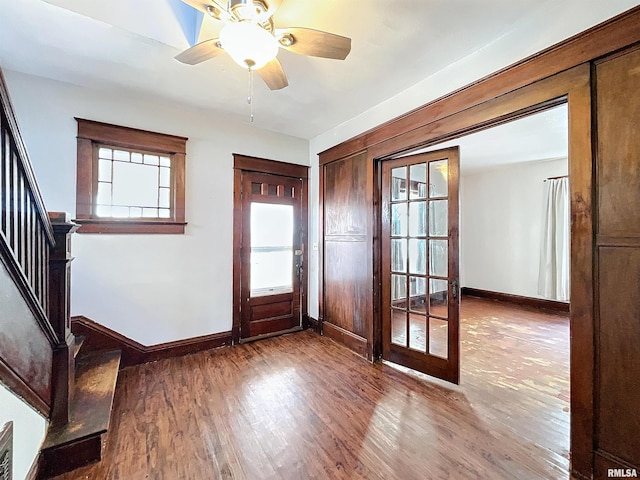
[460, 158, 568, 299]
[0, 383, 47, 480]
[4, 70, 309, 345]
[307, 1, 638, 319]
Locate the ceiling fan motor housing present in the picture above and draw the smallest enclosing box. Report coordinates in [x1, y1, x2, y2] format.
[230, 0, 268, 22]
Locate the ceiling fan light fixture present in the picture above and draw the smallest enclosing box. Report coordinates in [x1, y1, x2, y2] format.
[220, 21, 278, 70]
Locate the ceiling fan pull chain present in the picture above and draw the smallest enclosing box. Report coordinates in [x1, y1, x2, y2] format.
[247, 66, 254, 123]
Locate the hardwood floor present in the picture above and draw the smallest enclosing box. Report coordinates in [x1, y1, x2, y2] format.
[50, 297, 569, 480]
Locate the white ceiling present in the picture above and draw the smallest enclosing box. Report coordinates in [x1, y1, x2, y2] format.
[412, 104, 568, 173]
[0, 1, 635, 140]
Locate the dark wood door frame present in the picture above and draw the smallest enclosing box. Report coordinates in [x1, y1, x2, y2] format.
[232, 154, 309, 344]
[367, 66, 592, 477]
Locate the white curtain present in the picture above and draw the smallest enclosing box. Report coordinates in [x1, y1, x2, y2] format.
[538, 177, 570, 301]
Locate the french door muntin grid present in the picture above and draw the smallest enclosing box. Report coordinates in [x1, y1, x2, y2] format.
[94, 145, 173, 219]
[389, 159, 449, 358]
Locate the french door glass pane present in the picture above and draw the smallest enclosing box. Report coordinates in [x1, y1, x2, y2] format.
[391, 167, 407, 201]
[409, 164, 427, 199]
[429, 239, 448, 277]
[409, 239, 426, 274]
[391, 309, 407, 346]
[409, 314, 427, 352]
[429, 160, 448, 197]
[429, 318, 448, 359]
[429, 279, 448, 318]
[429, 200, 448, 236]
[409, 201, 427, 237]
[391, 203, 407, 236]
[391, 239, 407, 273]
[250, 202, 294, 296]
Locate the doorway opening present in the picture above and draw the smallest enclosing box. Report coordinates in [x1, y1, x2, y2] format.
[232, 154, 309, 343]
[377, 103, 570, 476]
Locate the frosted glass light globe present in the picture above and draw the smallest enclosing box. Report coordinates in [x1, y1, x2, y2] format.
[220, 21, 278, 70]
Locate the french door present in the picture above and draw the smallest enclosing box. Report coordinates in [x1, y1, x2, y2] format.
[236, 167, 305, 341]
[381, 147, 460, 383]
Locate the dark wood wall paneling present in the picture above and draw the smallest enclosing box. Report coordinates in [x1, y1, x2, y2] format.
[593, 45, 640, 474]
[321, 152, 371, 355]
[318, 7, 640, 479]
[0, 68, 56, 416]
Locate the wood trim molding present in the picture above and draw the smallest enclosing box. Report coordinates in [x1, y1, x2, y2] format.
[233, 154, 309, 179]
[322, 322, 368, 358]
[0, 357, 50, 417]
[461, 288, 570, 313]
[75, 120, 187, 234]
[594, 450, 640, 479]
[318, 5, 640, 163]
[75, 118, 188, 154]
[70, 316, 231, 368]
[305, 315, 320, 333]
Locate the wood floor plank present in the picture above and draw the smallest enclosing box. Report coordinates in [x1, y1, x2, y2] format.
[50, 297, 569, 480]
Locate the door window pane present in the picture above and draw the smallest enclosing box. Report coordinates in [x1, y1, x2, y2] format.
[391, 309, 407, 347]
[429, 160, 448, 198]
[409, 314, 427, 352]
[429, 279, 448, 318]
[409, 276, 427, 314]
[429, 318, 448, 359]
[392, 274, 407, 308]
[409, 164, 427, 199]
[409, 239, 426, 274]
[429, 239, 448, 277]
[250, 202, 294, 296]
[391, 203, 407, 236]
[391, 239, 407, 273]
[429, 200, 448, 237]
[409, 201, 427, 237]
[391, 167, 407, 201]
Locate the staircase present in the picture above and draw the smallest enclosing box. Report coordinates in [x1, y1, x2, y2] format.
[39, 341, 121, 478]
[35, 215, 123, 479]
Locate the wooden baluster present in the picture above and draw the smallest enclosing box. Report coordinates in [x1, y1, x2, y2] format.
[48, 212, 79, 425]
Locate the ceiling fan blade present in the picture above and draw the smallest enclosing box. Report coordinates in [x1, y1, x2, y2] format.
[260, 0, 284, 21]
[180, 0, 232, 22]
[257, 58, 288, 90]
[175, 39, 224, 65]
[275, 28, 351, 60]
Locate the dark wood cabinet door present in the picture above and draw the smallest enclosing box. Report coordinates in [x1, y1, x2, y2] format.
[381, 147, 460, 384]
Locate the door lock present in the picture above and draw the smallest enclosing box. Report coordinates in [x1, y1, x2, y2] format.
[451, 279, 459, 299]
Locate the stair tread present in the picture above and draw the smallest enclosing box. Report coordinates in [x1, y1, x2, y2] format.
[73, 335, 85, 359]
[43, 349, 121, 450]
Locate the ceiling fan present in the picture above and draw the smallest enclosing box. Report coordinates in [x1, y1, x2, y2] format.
[175, 0, 351, 90]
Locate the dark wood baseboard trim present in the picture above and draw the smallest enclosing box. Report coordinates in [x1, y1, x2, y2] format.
[306, 316, 320, 333]
[322, 322, 368, 358]
[461, 287, 570, 313]
[71, 316, 232, 368]
[594, 450, 639, 479]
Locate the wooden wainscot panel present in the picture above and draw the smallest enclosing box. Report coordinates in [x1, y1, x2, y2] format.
[596, 46, 640, 238]
[322, 151, 372, 343]
[324, 152, 368, 236]
[0, 261, 52, 414]
[597, 248, 640, 468]
[595, 45, 640, 471]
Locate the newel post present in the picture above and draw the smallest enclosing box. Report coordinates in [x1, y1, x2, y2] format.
[48, 212, 79, 425]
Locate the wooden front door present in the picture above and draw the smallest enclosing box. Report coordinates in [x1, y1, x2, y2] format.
[238, 171, 304, 340]
[381, 147, 461, 383]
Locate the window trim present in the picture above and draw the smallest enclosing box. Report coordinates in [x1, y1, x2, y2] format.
[75, 118, 187, 234]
